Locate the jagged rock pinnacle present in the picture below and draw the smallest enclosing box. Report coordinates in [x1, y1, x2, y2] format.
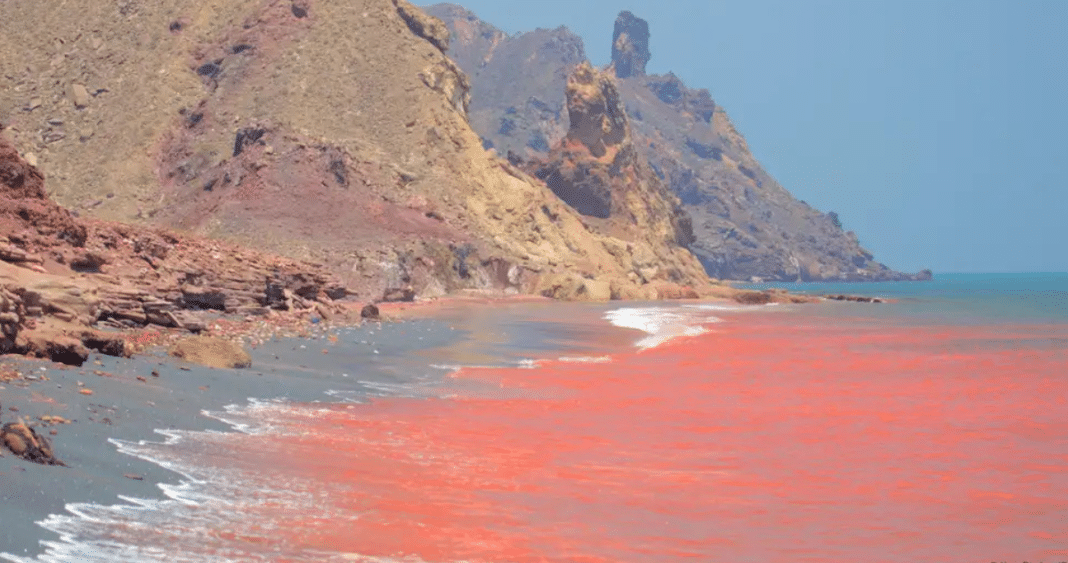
[612, 11, 651, 78]
[565, 61, 629, 159]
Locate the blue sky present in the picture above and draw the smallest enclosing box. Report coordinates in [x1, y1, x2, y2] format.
[419, 0, 1068, 273]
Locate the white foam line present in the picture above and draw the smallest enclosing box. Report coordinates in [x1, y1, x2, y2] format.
[605, 306, 721, 350]
[557, 355, 612, 364]
[10, 306, 723, 562]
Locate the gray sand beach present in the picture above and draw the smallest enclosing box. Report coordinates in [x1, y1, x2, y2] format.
[0, 300, 642, 560]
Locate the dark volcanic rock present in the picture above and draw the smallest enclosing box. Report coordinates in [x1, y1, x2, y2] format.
[612, 10, 651, 79]
[360, 303, 380, 320]
[430, 6, 931, 282]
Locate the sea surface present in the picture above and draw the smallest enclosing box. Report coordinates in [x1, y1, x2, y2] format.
[5, 273, 1068, 562]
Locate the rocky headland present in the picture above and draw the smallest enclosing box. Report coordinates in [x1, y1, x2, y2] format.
[426, 4, 933, 282]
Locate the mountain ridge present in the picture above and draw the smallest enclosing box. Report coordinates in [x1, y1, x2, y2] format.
[0, 0, 719, 304]
[425, 3, 931, 282]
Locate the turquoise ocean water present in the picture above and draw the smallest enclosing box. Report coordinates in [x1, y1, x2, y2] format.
[738, 272, 1068, 324]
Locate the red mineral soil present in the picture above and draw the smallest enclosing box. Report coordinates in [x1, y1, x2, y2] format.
[209, 310, 1068, 562]
[0, 124, 354, 367]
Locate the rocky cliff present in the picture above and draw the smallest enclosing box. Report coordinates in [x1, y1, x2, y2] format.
[525, 62, 705, 294]
[0, 123, 348, 365]
[426, 4, 931, 282]
[0, 0, 712, 302]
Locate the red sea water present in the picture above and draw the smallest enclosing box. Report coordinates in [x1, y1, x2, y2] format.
[10, 274, 1068, 562]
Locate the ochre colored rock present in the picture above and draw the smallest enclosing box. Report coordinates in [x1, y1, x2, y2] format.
[394, 0, 450, 52]
[69, 83, 90, 108]
[1, 422, 65, 465]
[526, 62, 707, 291]
[581, 279, 612, 301]
[170, 336, 252, 369]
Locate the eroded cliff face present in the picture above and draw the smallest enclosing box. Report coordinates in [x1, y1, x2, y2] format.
[0, 125, 349, 365]
[428, 5, 931, 281]
[525, 62, 706, 293]
[0, 0, 712, 301]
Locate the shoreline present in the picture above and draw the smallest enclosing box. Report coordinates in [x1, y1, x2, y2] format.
[0, 295, 725, 559]
[0, 283, 985, 559]
[0, 309, 466, 559]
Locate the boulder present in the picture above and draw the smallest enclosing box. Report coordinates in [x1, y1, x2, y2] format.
[734, 290, 774, 305]
[581, 279, 612, 301]
[360, 303, 380, 320]
[69, 83, 90, 109]
[1, 422, 65, 465]
[170, 336, 252, 369]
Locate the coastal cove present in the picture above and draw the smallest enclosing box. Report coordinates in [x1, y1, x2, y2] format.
[2, 275, 1067, 561]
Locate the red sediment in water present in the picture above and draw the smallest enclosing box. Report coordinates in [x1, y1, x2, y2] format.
[258, 313, 1068, 562]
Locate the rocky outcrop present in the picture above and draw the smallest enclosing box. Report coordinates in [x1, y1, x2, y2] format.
[394, 0, 451, 53]
[0, 126, 349, 365]
[169, 335, 252, 369]
[1, 421, 65, 465]
[611, 11, 651, 79]
[525, 62, 707, 291]
[429, 6, 932, 282]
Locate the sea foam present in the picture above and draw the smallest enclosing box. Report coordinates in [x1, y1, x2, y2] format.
[604, 306, 724, 350]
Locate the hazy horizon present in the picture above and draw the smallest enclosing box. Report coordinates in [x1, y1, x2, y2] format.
[418, 0, 1068, 275]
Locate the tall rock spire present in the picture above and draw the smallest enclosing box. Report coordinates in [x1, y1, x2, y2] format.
[611, 11, 651, 78]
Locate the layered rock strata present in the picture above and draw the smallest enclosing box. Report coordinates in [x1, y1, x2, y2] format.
[0, 126, 347, 365]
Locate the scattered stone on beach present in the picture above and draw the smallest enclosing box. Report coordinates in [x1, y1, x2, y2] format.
[360, 303, 381, 320]
[1, 421, 66, 465]
[381, 286, 416, 303]
[823, 294, 885, 303]
[733, 290, 775, 305]
[170, 335, 252, 369]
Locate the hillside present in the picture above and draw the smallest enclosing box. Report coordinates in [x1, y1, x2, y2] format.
[0, 0, 713, 301]
[425, 4, 931, 282]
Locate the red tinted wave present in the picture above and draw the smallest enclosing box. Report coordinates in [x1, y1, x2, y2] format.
[237, 313, 1068, 562]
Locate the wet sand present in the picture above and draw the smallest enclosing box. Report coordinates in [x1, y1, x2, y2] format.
[0, 316, 461, 559]
[0, 298, 647, 560]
